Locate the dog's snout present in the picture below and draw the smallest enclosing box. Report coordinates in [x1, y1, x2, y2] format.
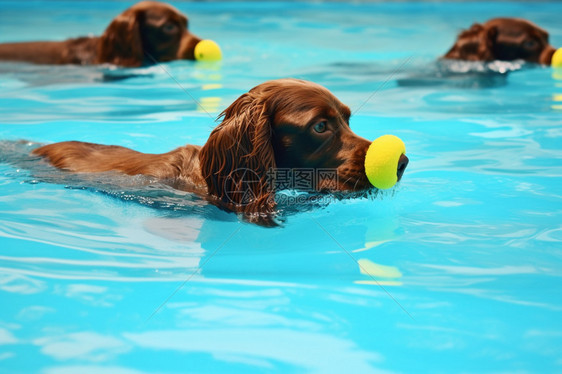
[397, 154, 409, 182]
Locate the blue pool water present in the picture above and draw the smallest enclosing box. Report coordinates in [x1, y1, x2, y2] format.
[1, 1, 562, 373]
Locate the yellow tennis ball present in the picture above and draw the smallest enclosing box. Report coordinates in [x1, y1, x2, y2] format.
[364, 135, 406, 189]
[552, 48, 562, 68]
[194, 40, 222, 62]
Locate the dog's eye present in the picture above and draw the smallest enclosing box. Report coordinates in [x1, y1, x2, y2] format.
[313, 121, 327, 133]
[523, 39, 538, 50]
[162, 22, 179, 34]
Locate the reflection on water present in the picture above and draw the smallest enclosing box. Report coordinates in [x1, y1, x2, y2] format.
[553, 68, 562, 111]
[396, 59, 530, 88]
[0, 61, 225, 123]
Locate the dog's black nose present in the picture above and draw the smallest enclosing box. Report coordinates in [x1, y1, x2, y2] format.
[397, 154, 409, 182]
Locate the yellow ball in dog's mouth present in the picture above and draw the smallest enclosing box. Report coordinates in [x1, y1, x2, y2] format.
[194, 40, 222, 62]
[364, 135, 407, 189]
[552, 48, 562, 68]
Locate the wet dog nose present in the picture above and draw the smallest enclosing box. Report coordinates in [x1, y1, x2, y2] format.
[397, 153, 409, 182]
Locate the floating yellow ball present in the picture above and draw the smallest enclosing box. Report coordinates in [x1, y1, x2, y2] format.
[194, 40, 222, 62]
[552, 48, 562, 68]
[364, 135, 407, 189]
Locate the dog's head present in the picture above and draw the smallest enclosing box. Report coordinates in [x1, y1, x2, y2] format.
[199, 79, 406, 222]
[444, 18, 556, 64]
[97, 1, 203, 66]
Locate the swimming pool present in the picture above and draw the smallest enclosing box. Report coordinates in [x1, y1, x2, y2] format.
[1, 0, 562, 372]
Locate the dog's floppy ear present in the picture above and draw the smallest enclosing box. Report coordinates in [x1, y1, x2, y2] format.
[476, 24, 498, 61]
[532, 27, 556, 65]
[97, 7, 144, 67]
[199, 91, 277, 222]
[444, 23, 496, 61]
